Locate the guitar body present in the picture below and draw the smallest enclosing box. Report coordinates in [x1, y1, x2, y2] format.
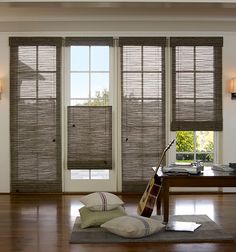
[137, 139, 175, 218]
[137, 174, 162, 217]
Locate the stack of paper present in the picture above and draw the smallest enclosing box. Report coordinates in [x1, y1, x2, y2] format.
[212, 164, 233, 172]
[165, 221, 201, 232]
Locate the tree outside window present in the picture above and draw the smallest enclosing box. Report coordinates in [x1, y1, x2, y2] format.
[176, 131, 214, 164]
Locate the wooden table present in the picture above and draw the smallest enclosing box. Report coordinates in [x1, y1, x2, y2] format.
[156, 167, 236, 223]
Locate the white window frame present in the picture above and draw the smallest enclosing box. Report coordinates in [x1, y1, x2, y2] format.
[69, 45, 112, 180]
[63, 43, 118, 192]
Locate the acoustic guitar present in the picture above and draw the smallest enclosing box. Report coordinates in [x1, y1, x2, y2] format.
[137, 139, 175, 217]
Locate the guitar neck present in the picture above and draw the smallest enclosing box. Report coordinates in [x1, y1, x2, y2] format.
[153, 150, 167, 175]
[153, 139, 175, 175]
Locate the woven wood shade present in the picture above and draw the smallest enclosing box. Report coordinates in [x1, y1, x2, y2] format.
[65, 37, 114, 46]
[170, 37, 223, 131]
[120, 37, 166, 192]
[10, 37, 62, 192]
[67, 106, 112, 170]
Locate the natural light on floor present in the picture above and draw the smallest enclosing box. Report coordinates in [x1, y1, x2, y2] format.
[174, 199, 215, 220]
[70, 202, 84, 218]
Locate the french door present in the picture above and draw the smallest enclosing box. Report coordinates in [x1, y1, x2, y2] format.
[63, 39, 118, 192]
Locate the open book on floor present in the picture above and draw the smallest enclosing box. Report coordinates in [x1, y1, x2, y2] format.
[165, 221, 201, 232]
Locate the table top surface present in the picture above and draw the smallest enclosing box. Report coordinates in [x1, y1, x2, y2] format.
[157, 166, 236, 178]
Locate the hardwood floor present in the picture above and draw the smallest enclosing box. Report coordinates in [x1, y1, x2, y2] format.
[0, 193, 235, 252]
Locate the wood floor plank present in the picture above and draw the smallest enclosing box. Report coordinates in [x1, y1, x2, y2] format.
[0, 194, 235, 252]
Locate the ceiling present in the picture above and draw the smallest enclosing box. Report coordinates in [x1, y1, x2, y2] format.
[1, 1, 236, 22]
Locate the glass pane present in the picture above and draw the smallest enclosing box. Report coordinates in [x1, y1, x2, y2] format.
[143, 46, 162, 72]
[91, 73, 109, 98]
[196, 73, 214, 99]
[196, 131, 214, 152]
[196, 100, 215, 121]
[176, 131, 194, 152]
[38, 46, 56, 71]
[38, 73, 56, 98]
[91, 170, 109, 180]
[71, 73, 89, 98]
[176, 131, 194, 163]
[196, 46, 214, 71]
[196, 153, 214, 163]
[87, 99, 109, 106]
[176, 100, 195, 121]
[19, 78, 36, 98]
[123, 46, 142, 71]
[143, 73, 162, 98]
[70, 99, 89, 106]
[176, 46, 194, 71]
[143, 100, 164, 127]
[71, 170, 89, 180]
[176, 73, 194, 98]
[123, 72, 142, 98]
[18, 154, 38, 180]
[19, 46, 36, 71]
[71, 46, 89, 71]
[91, 46, 109, 71]
[176, 153, 194, 163]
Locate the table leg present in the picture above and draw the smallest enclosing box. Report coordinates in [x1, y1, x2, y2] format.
[156, 187, 162, 215]
[162, 180, 169, 224]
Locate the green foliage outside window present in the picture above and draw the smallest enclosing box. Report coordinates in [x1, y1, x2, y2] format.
[176, 131, 214, 163]
[85, 89, 109, 106]
[176, 131, 195, 152]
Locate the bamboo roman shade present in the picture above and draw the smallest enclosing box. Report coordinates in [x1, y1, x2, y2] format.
[65, 37, 114, 46]
[10, 37, 62, 192]
[120, 37, 166, 192]
[67, 106, 112, 169]
[170, 37, 223, 131]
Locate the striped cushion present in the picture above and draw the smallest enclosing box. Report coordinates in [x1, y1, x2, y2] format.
[79, 206, 126, 228]
[101, 215, 164, 238]
[80, 192, 124, 211]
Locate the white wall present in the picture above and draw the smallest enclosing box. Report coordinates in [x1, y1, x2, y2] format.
[0, 35, 10, 193]
[222, 35, 236, 192]
[0, 20, 236, 192]
[222, 35, 236, 164]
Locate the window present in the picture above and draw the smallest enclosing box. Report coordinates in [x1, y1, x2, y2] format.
[171, 37, 222, 167]
[9, 36, 223, 192]
[119, 37, 166, 192]
[70, 45, 110, 106]
[170, 37, 223, 131]
[65, 37, 113, 180]
[9, 37, 62, 192]
[176, 131, 215, 165]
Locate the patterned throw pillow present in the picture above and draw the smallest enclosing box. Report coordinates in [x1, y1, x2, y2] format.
[101, 215, 164, 238]
[79, 206, 126, 228]
[80, 192, 124, 211]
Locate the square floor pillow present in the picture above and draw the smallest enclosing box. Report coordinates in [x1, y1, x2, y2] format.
[79, 206, 126, 228]
[101, 215, 164, 238]
[80, 192, 124, 211]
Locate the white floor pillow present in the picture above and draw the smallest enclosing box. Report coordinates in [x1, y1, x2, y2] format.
[80, 192, 124, 211]
[101, 215, 164, 238]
